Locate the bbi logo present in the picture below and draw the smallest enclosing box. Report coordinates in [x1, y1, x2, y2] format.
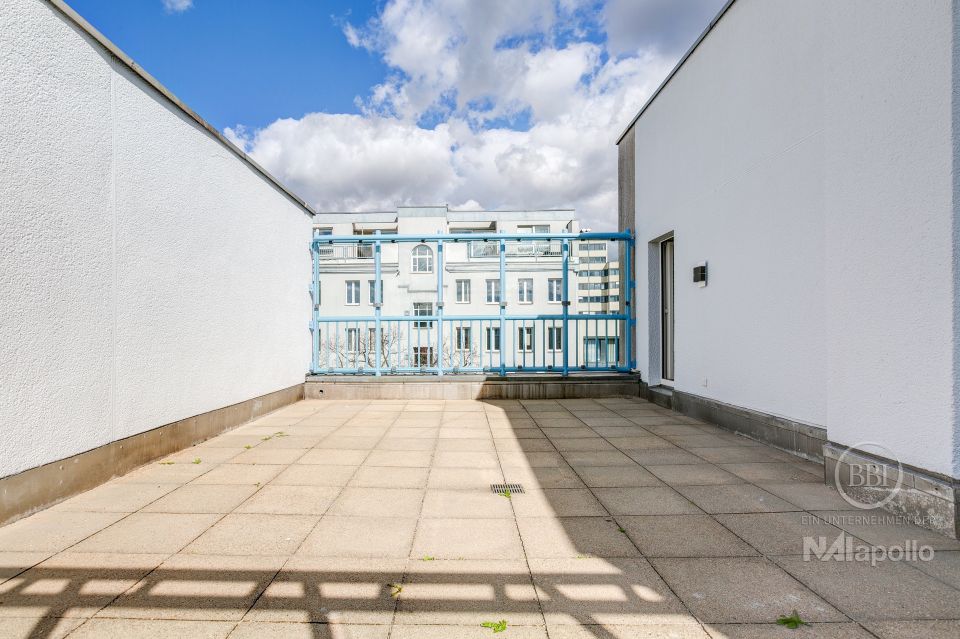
[835, 442, 903, 509]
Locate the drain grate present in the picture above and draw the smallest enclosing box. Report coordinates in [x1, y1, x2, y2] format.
[491, 483, 525, 495]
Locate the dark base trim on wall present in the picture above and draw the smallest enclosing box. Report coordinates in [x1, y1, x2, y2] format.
[640, 382, 827, 463]
[824, 442, 959, 539]
[0, 383, 304, 527]
[306, 374, 642, 400]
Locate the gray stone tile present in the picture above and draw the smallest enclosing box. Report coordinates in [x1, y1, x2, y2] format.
[517, 517, 641, 558]
[626, 449, 704, 465]
[704, 623, 874, 638]
[618, 515, 758, 558]
[511, 489, 608, 518]
[808, 510, 960, 551]
[247, 557, 404, 624]
[270, 465, 358, 486]
[72, 513, 220, 554]
[348, 466, 429, 488]
[394, 559, 542, 626]
[675, 485, 798, 514]
[234, 485, 340, 515]
[420, 490, 515, 519]
[0, 553, 165, 619]
[70, 619, 235, 638]
[296, 516, 417, 558]
[651, 557, 845, 623]
[0, 512, 127, 553]
[327, 488, 424, 518]
[182, 514, 318, 555]
[576, 465, 663, 488]
[647, 464, 744, 486]
[594, 487, 702, 515]
[755, 482, 851, 511]
[863, 620, 960, 639]
[99, 554, 285, 621]
[530, 557, 691, 625]
[143, 484, 260, 514]
[715, 512, 851, 555]
[773, 555, 960, 620]
[912, 549, 960, 589]
[719, 462, 822, 484]
[411, 518, 524, 559]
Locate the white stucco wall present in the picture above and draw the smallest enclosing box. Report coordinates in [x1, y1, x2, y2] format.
[628, 0, 959, 476]
[0, 0, 313, 478]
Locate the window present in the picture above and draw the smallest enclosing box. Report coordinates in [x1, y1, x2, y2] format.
[413, 302, 433, 327]
[548, 278, 562, 303]
[346, 328, 360, 352]
[518, 278, 533, 304]
[455, 326, 472, 351]
[585, 337, 619, 366]
[316, 227, 333, 236]
[346, 280, 360, 305]
[579, 242, 607, 251]
[517, 326, 534, 352]
[485, 327, 501, 351]
[547, 326, 563, 351]
[486, 279, 501, 304]
[456, 279, 471, 303]
[368, 280, 377, 305]
[411, 244, 433, 273]
[413, 347, 434, 368]
[518, 224, 550, 234]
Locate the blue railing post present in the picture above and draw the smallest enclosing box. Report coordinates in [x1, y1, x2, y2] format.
[561, 237, 570, 377]
[374, 230, 383, 377]
[498, 235, 507, 376]
[624, 230, 636, 370]
[310, 227, 320, 374]
[436, 239, 444, 376]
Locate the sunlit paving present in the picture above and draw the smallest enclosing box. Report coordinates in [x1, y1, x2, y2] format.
[1, 398, 958, 638]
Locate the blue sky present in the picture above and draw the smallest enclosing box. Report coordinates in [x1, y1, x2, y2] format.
[67, 0, 389, 130]
[65, 0, 725, 229]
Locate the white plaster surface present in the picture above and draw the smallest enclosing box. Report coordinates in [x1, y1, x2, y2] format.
[0, 0, 313, 478]
[628, 0, 959, 476]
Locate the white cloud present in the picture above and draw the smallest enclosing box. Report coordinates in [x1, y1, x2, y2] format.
[230, 0, 714, 230]
[162, 0, 193, 14]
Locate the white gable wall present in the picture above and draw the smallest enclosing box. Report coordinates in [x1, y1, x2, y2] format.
[629, 0, 958, 476]
[0, 0, 313, 478]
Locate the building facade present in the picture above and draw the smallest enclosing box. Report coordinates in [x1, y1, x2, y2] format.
[618, 0, 960, 536]
[313, 206, 623, 372]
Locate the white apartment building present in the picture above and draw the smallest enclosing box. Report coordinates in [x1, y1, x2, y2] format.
[312, 206, 623, 372]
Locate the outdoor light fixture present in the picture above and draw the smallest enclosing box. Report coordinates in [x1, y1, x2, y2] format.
[693, 262, 707, 287]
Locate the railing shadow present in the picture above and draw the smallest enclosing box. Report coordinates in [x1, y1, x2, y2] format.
[0, 395, 701, 639]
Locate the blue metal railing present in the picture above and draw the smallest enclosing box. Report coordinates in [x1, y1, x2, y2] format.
[310, 230, 635, 376]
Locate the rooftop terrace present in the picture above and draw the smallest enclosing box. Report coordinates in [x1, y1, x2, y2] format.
[1, 397, 958, 638]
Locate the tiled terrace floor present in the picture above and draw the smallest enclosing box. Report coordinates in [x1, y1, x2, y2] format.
[1, 397, 959, 639]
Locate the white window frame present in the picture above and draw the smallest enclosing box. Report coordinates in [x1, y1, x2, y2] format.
[413, 302, 433, 328]
[547, 326, 563, 351]
[547, 278, 562, 303]
[346, 328, 360, 353]
[411, 244, 434, 273]
[518, 326, 534, 352]
[518, 278, 533, 304]
[485, 279, 501, 304]
[455, 279, 471, 303]
[485, 326, 501, 352]
[346, 280, 360, 305]
[368, 280, 377, 305]
[455, 326, 472, 351]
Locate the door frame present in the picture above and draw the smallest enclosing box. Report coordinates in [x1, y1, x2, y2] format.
[659, 236, 675, 385]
